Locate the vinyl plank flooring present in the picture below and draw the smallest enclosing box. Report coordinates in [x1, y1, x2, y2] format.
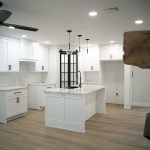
[0, 104, 150, 150]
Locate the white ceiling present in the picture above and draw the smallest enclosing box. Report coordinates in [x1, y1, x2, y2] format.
[0, 0, 150, 46]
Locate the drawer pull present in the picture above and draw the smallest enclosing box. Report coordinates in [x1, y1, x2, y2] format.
[14, 92, 22, 94]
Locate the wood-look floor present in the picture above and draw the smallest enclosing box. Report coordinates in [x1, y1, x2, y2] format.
[0, 104, 150, 150]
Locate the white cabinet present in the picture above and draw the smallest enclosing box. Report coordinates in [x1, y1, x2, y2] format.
[100, 44, 123, 61]
[32, 45, 49, 72]
[28, 83, 56, 110]
[0, 40, 19, 72]
[7, 41, 19, 71]
[82, 46, 99, 71]
[0, 41, 7, 71]
[20, 42, 35, 60]
[0, 88, 28, 123]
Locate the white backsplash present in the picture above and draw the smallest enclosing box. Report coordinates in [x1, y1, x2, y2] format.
[0, 62, 43, 87]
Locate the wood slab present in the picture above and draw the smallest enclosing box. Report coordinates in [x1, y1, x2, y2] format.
[123, 31, 150, 68]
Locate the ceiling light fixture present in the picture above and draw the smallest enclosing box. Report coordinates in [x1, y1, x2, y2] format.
[109, 40, 115, 43]
[135, 20, 143, 24]
[88, 11, 97, 17]
[8, 26, 15, 29]
[44, 41, 50, 44]
[78, 35, 82, 52]
[21, 35, 27, 38]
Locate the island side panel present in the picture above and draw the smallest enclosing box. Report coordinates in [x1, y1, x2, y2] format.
[45, 93, 65, 129]
[64, 94, 85, 132]
[84, 92, 96, 121]
[96, 88, 106, 114]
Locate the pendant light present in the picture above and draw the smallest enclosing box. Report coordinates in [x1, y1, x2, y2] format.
[86, 39, 90, 54]
[67, 30, 72, 54]
[77, 35, 82, 52]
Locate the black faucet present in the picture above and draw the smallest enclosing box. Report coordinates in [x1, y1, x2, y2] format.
[78, 71, 82, 88]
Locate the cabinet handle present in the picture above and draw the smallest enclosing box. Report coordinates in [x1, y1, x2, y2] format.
[42, 66, 44, 70]
[110, 54, 112, 60]
[91, 66, 93, 70]
[16, 97, 20, 103]
[8, 65, 12, 70]
[14, 92, 22, 94]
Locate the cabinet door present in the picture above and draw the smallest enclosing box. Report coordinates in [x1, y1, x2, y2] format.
[110, 44, 123, 60]
[0, 41, 8, 71]
[83, 48, 91, 71]
[33, 45, 49, 72]
[7, 41, 19, 72]
[100, 45, 111, 60]
[83, 47, 99, 71]
[20, 42, 34, 59]
[100, 44, 123, 60]
[7, 97, 16, 118]
[16, 96, 27, 115]
[41, 85, 55, 107]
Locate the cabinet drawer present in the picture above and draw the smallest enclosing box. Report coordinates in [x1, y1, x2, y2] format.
[6, 89, 27, 98]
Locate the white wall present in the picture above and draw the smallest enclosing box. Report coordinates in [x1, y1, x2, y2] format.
[132, 66, 150, 107]
[0, 62, 43, 87]
[102, 61, 124, 104]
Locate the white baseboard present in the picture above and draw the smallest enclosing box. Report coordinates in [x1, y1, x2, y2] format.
[132, 101, 150, 107]
[124, 105, 131, 109]
[106, 100, 124, 105]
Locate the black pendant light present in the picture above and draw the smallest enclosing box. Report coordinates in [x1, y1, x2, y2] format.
[77, 35, 82, 52]
[67, 30, 72, 50]
[86, 39, 90, 54]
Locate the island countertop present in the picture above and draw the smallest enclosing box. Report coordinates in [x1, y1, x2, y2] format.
[44, 86, 105, 95]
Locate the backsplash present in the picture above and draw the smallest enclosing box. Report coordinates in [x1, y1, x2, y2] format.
[0, 62, 43, 87]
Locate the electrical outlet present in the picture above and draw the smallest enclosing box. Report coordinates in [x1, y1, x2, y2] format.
[116, 93, 119, 96]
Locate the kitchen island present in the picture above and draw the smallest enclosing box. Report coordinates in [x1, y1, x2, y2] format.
[44, 86, 106, 132]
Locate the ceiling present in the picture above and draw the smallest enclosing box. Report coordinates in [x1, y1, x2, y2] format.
[0, 0, 150, 46]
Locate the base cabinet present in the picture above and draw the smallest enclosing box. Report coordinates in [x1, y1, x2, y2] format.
[28, 84, 56, 110]
[0, 88, 28, 123]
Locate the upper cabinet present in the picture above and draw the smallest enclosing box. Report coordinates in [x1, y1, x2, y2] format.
[7, 41, 20, 72]
[0, 41, 7, 71]
[31, 44, 49, 72]
[100, 44, 123, 61]
[82, 46, 100, 71]
[20, 42, 35, 60]
[0, 40, 19, 72]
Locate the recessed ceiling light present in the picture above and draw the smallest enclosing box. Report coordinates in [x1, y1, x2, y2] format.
[8, 26, 15, 29]
[88, 11, 97, 17]
[109, 40, 115, 43]
[135, 20, 143, 24]
[21, 35, 27, 38]
[44, 41, 50, 44]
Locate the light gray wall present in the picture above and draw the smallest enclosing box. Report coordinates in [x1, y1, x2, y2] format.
[102, 61, 124, 104]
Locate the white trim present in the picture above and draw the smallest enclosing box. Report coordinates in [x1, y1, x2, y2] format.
[132, 102, 150, 107]
[124, 105, 131, 109]
[107, 101, 124, 105]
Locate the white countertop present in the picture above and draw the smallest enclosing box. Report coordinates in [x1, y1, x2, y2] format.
[29, 83, 56, 86]
[45, 86, 105, 95]
[0, 86, 27, 91]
